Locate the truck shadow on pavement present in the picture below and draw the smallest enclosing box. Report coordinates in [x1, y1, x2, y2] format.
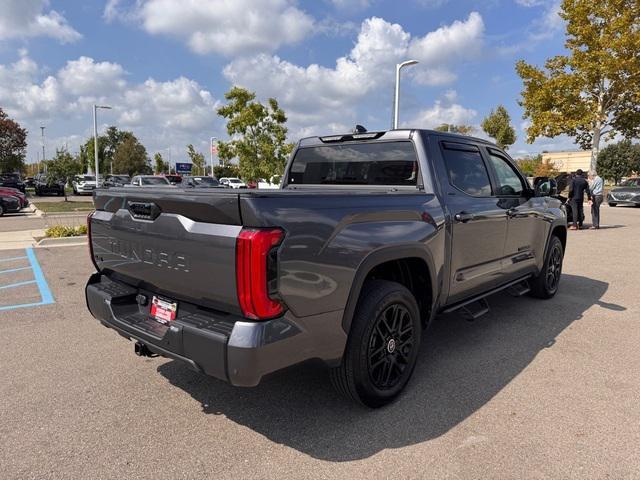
[158, 273, 623, 462]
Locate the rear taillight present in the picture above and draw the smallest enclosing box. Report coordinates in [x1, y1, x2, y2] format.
[87, 211, 100, 271]
[236, 228, 284, 320]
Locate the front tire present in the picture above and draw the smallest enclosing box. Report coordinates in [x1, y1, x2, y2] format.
[330, 280, 422, 408]
[608, 202, 617, 207]
[0, 204, 4, 216]
[529, 235, 564, 299]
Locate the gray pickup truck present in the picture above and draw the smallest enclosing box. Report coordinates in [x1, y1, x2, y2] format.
[86, 129, 567, 407]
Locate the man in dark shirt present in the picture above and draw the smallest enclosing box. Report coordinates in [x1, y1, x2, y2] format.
[569, 169, 591, 230]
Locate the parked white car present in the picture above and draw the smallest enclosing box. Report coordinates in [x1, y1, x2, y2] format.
[128, 175, 172, 187]
[219, 177, 247, 189]
[257, 175, 281, 189]
[72, 175, 97, 195]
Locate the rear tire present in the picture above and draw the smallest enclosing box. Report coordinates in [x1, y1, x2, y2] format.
[529, 235, 564, 299]
[330, 280, 422, 408]
[0, 204, 4, 216]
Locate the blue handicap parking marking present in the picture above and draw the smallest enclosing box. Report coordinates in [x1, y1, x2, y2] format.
[0, 247, 55, 312]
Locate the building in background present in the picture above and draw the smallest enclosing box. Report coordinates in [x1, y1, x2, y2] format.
[542, 150, 591, 173]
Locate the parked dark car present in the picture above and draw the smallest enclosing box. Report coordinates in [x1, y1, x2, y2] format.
[86, 129, 567, 407]
[103, 174, 131, 188]
[0, 173, 26, 193]
[182, 176, 222, 188]
[0, 194, 21, 216]
[34, 173, 65, 196]
[24, 177, 36, 188]
[0, 187, 28, 208]
[607, 178, 640, 207]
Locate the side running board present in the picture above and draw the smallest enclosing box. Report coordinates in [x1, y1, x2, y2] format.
[443, 275, 532, 321]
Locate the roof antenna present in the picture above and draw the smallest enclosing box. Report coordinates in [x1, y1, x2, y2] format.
[353, 125, 367, 134]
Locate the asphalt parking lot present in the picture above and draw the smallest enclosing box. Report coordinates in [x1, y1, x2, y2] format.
[1, 205, 639, 479]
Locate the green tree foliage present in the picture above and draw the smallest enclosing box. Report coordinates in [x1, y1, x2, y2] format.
[516, 0, 640, 173]
[481, 105, 516, 150]
[0, 107, 27, 173]
[434, 123, 475, 135]
[533, 158, 560, 178]
[81, 127, 143, 174]
[516, 154, 543, 176]
[45, 148, 81, 201]
[186, 144, 206, 175]
[81, 135, 108, 173]
[113, 136, 151, 176]
[596, 140, 640, 184]
[213, 164, 240, 179]
[217, 87, 294, 181]
[153, 152, 169, 174]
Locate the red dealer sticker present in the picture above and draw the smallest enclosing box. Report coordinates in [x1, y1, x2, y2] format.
[150, 296, 177, 324]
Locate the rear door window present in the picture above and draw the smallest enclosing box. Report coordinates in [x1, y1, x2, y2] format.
[440, 142, 492, 197]
[288, 141, 418, 186]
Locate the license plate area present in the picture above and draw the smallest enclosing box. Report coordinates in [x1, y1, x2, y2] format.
[150, 295, 177, 324]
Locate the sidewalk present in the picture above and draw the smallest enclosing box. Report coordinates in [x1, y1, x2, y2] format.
[0, 229, 87, 250]
[0, 229, 45, 250]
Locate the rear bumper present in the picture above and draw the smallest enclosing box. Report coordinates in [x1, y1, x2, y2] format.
[75, 185, 96, 193]
[85, 273, 346, 386]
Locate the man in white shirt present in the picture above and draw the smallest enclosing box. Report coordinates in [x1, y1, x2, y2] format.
[589, 171, 604, 229]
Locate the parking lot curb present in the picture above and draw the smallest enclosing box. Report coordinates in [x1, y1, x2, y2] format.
[36, 236, 88, 248]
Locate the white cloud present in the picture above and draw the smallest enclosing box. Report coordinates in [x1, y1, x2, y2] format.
[224, 13, 484, 137]
[0, 54, 220, 164]
[0, 0, 81, 42]
[498, 0, 563, 54]
[114, 0, 315, 56]
[405, 100, 477, 129]
[58, 57, 127, 95]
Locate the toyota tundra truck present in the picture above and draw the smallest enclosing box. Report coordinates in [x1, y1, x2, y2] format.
[86, 129, 567, 407]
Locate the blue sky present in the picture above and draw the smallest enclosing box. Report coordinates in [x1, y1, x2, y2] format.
[0, 0, 576, 165]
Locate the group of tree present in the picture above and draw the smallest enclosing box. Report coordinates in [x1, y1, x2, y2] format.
[78, 126, 151, 177]
[0, 107, 27, 173]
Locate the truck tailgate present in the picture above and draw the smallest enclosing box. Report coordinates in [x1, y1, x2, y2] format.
[90, 188, 242, 314]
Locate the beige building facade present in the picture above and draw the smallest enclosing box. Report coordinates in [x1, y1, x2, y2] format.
[541, 150, 592, 173]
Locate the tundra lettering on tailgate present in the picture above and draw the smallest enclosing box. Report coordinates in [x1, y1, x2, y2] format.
[108, 238, 190, 272]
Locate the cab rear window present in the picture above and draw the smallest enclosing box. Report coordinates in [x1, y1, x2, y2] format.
[288, 141, 418, 186]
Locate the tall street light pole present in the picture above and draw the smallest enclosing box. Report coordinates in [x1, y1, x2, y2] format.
[40, 126, 46, 172]
[210, 136, 217, 176]
[393, 60, 419, 129]
[93, 104, 112, 185]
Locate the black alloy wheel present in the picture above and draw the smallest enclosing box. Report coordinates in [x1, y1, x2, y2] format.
[545, 242, 563, 294]
[330, 280, 422, 407]
[367, 304, 415, 390]
[530, 235, 564, 299]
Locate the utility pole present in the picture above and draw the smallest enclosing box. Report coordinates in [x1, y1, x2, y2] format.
[393, 60, 419, 129]
[93, 104, 112, 185]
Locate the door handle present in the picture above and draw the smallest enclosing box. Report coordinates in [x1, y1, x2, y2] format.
[454, 212, 475, 223]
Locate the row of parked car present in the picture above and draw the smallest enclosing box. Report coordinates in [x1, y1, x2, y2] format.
[0, 174, 29, 216]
